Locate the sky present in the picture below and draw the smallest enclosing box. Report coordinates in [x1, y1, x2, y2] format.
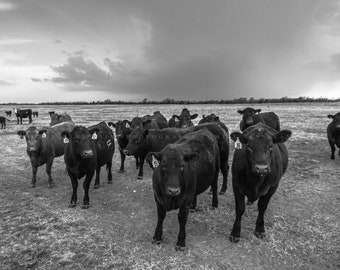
[0, 0, 340, 103]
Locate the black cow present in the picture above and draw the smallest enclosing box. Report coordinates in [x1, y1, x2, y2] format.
[124, 123, 229, 195]
[88, 121, 115, 188]
[229, 122, 291, 243]
[108, 120, 140, 173]
[0, 117, 10, 129]
[17, 121, 75, 187]
[14, 108, 33, 124]
[198, 113, 220, 124]
[32, 111, 39, 118]
[48, 111, 55, 116]
[5, 110, 11, 117]
[142, 111, 168, 129]
[62, 126, 98, 208]
[50, 113, 73, 126]
[168, 108, 198, 128]
[149, 129, 220, 251]
[327, 112, 340, 159]
[131, 116, 160, 129]
[238, 108, 280, 131]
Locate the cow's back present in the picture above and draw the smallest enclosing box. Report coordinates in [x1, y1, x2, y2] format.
[48, 122, 75, 157]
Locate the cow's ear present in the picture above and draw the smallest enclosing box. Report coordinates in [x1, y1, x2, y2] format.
[230, 132, 247, 144]
[173, 114, 179, 119]
[90, 128, 99, 140]
[327, 114, 334, 119]
[237, 110, 244, 115]
[272, 130, 292, 144]
[143, 129, 149, 138]
[108, 122, 115, 128]
[191, 114, 198, 120]
[39, 130, 47, 138]
[17, 130, 26, 139]
[214, 116, 220, 122]
[255, 109, 262, 114]
[184, 153, 199, 162]
[146, 152, 161, 168]
[61, 131, 70, 143]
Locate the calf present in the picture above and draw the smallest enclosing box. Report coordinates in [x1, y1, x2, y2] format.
[108, 120, 140, 173]
[5, 110, 11, 117]
[149, 129, 220, 251]
[168, 108, 198, 128]
[124, 123, 229, 195]
[327, 112, 340, 159]
[0, 116, 10, 129]
[17, 121, 75, 187]
[238, 108, 280, 131]
[229, 122, 291, 243]
[14, 108, 33, 124]
[88, 121, 115, 188]
[32, 111, 39, 118]
[50, 113, 73, 126]
[62, 126, 99, 208]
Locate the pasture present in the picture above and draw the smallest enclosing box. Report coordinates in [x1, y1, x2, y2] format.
[0, 103, 339, 269]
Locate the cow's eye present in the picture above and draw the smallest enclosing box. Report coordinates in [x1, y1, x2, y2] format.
[180, 166, 184, 171]
[268, 146, 273, 152]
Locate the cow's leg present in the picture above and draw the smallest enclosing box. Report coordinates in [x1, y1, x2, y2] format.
[135, 155, 140, 169]
[17, 117, 19, 125]
[119, 149, 125, 173]
[329, 139, 336, 159]
[137, 155, 145, 179]
[82, 170, 95, 209]
[211, 168, 219, 208]
[94, 167, 101, 189]
[68, 172, 78, 207]
[176, 205, 189, 251]
[230, 184, 245, 243]
[29, 115, 32, 124]
[106, 159, 113, 184]
[45, 160, 54, 188]
[31, 162, 38, 188]
[190, 196, 197, 212]
[152, 199, 166, 244]
[254, 187, 277, 239]
[219, 161, 229, 195]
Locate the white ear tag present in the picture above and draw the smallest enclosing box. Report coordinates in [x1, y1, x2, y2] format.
[41, 133, 47, 138]
[63, 137, 69, 144]
[235, 137, 242, 149]
[92, 132, 97, 140]
[152, 155, 159, 168]
[125, 123, 130, 128]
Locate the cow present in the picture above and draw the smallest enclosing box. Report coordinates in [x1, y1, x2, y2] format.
[17, 121, 75, 188]
[168, 108, 198, 128]
[143, 111, 168, 129]
[149, 129, 220, 251]
[50, 113, 73, 126]
[198, 113, 220, 124]
[108, 120, 140, 173]
[5, 110, 11, 117]
[32, 111, 39, 118]
[88, 121, 115, 188]
[327, 112, 340, 159]
[48, 111, 55, 116]
[61, 126, 99, 209]
[131, 116, 160, 129]
[229, 122, 291, 243]
[0, 117, 10, 129]
[238, 108, 280, 131]
[124, 123, 230, 195]
[14, 108, 33, 124]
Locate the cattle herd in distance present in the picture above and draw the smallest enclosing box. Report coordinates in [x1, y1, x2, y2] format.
[1, 107, 340, 251]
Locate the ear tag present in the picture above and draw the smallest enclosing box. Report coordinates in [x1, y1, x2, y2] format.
[41, 133, 47, 138]
[125, 123, 130, 128]
[63, 137, 69, 144]
[235, 137, 242, 149]
[92, 132, 98, 140]
[152, 155, 159, 168]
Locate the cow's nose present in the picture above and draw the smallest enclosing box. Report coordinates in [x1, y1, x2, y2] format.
[28, 146, 36, 152]
[167, 187, 181, 196]
[255, 164, 268, 174]
[83, 150, 94, 157]
[123, 149, 130, 155]
[246, 119, 253, 125]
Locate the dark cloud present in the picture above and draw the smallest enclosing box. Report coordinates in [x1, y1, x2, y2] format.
[31, 78, 43, 82]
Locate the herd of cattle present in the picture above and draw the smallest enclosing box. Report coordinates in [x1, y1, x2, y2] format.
[1, 107, 340, 250]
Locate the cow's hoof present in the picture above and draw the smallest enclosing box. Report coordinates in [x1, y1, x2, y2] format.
[152, 238, 162, 245]
[254, 231, 266, 239]
[81, 204, 90, 209]
[219, 190, 226, 195]
[229, 235, 240, 243]
[119, 169, 125, 173]
[107, 180, 113, 184]
[69, 203, 76, 208]
[30, 184, 36, 188]
[246, 200, 254, 205]
[175, 245, 186, 252]
[331, 155, 335, 160]
[48, 183, 54, 188]
[94, 185, 99, 189]
[137, 176, 143, 180]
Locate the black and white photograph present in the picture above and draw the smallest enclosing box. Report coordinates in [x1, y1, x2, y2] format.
[0, 0, 339, 269]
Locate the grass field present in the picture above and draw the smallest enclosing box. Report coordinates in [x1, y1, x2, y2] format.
[0, 103, 339, 269]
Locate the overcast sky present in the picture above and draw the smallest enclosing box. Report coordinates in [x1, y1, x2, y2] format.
[0, 0, 340, 103]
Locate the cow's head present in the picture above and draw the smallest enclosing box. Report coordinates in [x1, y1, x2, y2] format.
[230, 124, 291, 176]
[148, 146, 199, 196]
[62, 126, 98, 159]
[124, 127, 148, 156]
[173, 108, 198, 128]
[131, 117, 143, 129]
[17, 126, 48, 152]
[238, 108, 261, 127]
[328, 112, 340, 129]
[109, 120, 131, 139]
[199, 113, 220, 124]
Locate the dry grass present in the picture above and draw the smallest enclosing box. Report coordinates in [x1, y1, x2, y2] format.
[0, 103, 339, 269]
